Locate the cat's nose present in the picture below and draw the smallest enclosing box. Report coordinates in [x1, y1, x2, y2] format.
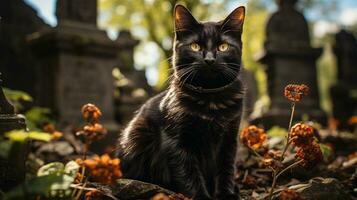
[204, 52, 216, 65]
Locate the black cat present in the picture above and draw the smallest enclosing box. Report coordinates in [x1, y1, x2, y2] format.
[117, 4, 245, 200]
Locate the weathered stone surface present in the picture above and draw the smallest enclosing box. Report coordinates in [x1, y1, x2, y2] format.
[28, 5, 120, 127]
[252, 0, 326, 128]
[331, 30, 357, 128]
[289, 177, 351, 200]
[56, 0, 97, 26]
[90, 179, 174, 200]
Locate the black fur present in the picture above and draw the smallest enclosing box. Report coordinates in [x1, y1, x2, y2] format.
[117, 5, 245, 200]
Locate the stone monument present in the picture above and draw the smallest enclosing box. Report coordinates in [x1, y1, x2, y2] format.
[114, 31, 152, 123]
[0, 74, 27, 191]
[0, 0, 49, 96]
[28, 0, 120, 128]
[252, 0, 326, 128]
[331, 30, 357, 128]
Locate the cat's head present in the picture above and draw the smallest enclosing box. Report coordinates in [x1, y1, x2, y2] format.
[173, 5, 245, 90]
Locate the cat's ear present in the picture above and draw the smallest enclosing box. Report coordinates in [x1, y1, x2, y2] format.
[174, 4, 199, 32]
[221, 6, 245, 33]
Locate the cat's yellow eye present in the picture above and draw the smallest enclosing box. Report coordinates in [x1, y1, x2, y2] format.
[218, 43, 229, 52]
[190, 43, 201, 51]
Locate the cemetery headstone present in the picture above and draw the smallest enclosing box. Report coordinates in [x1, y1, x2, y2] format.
[252, 0, 326, 128]
[331, 30, 357, 128]
[28, 0, 120, 128]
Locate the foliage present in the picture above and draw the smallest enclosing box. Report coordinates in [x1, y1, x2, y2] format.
[100, 0, 230, 88]
[25, 107, 54, 131]
[0, 129, 51, 160]
[5, 129, 51, 143]
[3, 87, 32, 111]
[4, 161, 80, 200]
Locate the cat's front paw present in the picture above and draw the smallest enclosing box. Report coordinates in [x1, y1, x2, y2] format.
[215, 193, 240, 200]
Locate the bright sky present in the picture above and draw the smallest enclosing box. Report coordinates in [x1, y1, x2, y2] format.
[24, 0, 357, 85]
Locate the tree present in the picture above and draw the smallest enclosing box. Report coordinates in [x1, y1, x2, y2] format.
[100, 0, 230, 88]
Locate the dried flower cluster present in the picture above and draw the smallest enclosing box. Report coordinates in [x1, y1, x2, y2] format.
[290, 123, 314, 147]
[262, 150, 283, 170]
[284, 84, 309, 102]
[76, 154, 123, 184]
[43, 123, 63, 140]
[240, 125, 267, 150]
[77, 104, 107, 142]
[295, 141, 323, 168]
[289, 123, 322, 168]
[279, 189, 302, 200]
[81, 103, 102, 123]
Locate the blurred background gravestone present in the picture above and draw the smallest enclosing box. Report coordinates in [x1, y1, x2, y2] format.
[0, 75, 27, 191]
[0, 0, 49, 97]
[28, 0, 120, 128]
[331, 30, 357, 128]
[252, 0, 327, 128]
[114, 30, 152, 124]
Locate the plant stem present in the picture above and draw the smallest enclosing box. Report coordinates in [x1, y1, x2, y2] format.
[276, 159, 303, 179]
[268, 159, 303, 200]
[280, 102, 296, 161]
[249, 147, 264, 159]
[268, 170, 277, 200]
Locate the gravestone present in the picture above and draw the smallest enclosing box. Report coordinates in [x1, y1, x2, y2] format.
[252, 0, 326, 128]
[28, 0, 120, 128]
[114, 31, 152, 123]
[0, 74, 27, 191]
[330, 30, 357, 128]
[0, 0, 49, 96]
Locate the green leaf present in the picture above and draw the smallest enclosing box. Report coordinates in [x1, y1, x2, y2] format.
[37, 162, 64, 176]
[3, 88, 33, 102]
[28, 132, 52, 142]
[5, 130, 28, 142]
[36, 161, 80, 198]
[4, 174, 63, 199]
[25, 107, 53, 131]
[64, 161, 80, 178]
[267, 126, 287, 138]
[319, 143, 333, 161]
[5, 130, 52, 142]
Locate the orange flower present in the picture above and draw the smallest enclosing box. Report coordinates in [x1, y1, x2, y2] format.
[74, 172, 85, 184]
[290, 123, 314, 147]
[77, 123, 107, 142]
[85, 190, 102, 200]
[284, 84, 309, 102]
[240, 125, 267, 150]
[279, 189, 302, 200]
[348, 116, 357, 125]
[328, 118, 340, 131]
[81, 103, 102, 123]
[43, 123, 63, 140]
[76, 154, 123, 184]
[295, 141, 323, 168]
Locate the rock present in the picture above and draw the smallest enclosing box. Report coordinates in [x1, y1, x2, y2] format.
[89, 179, 175, 200]
[288, 177, 351, 200]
